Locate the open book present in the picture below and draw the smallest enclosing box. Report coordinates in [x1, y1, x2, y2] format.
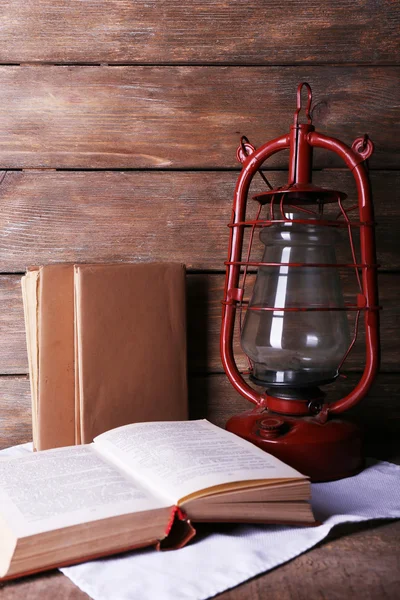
[0, 420, 315, 580]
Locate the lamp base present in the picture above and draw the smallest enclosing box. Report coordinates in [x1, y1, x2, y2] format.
[226, 408, 363, 482]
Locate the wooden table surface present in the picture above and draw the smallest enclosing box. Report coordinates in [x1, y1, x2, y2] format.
[1, 520, 399, 600]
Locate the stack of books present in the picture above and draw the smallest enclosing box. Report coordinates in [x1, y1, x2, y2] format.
[0, 262, 316, 582]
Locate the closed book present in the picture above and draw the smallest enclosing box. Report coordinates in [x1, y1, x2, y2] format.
[21, 263, 188, 450]
[22, 265, 75, 450]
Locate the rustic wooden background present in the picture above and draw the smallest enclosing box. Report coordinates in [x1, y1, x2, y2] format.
[0, 1, 399, 456]
[0, 2, 399, 598]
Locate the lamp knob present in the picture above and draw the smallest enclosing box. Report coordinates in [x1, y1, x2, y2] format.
[257, 417, 286, 439]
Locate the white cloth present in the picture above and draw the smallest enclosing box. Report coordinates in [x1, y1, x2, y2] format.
[2, 444, 400, 600]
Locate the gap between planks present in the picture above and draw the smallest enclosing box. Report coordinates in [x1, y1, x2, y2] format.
[1, 63, 399, 68]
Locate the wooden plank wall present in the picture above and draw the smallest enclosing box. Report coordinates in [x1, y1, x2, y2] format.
[0, 1, 399, 454]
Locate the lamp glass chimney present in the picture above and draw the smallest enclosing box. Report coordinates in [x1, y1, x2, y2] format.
[241, 209, 351, 388]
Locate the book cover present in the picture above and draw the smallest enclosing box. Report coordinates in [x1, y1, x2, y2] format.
[22, 263, 188, 450]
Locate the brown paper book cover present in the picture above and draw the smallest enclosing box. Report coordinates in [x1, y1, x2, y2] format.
[0, 420, 315, 581]
[22, 265, 75, 450]
[21, 263, 188, 451]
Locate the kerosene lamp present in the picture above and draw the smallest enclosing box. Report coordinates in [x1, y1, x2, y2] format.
[220, 83, 380, 481]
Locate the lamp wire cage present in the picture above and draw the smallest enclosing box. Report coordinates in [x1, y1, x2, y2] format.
[229, 145, 379, 386]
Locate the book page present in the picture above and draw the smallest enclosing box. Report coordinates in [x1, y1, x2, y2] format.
[0, 445, 170, 538]
[94, 420, 304, 504]
[21, 271, 39, 447]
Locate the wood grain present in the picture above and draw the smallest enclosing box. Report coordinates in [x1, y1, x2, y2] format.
[0, 276, 26, 374]
[0, 376, 31, 449]
[0, 1, 398, 65]
[0, 571, 91, 600]
[217, 521, 400, 600]
[0, 170, 398, 273]
[0, 272, 398, 375]
[0, 66, 397, 168]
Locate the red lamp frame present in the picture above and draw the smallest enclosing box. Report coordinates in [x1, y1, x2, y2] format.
[220, 83, 380, 481]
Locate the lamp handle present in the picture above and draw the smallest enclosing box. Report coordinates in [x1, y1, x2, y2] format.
[221, 134, 290, 407]
[307, 132, 380, 414]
